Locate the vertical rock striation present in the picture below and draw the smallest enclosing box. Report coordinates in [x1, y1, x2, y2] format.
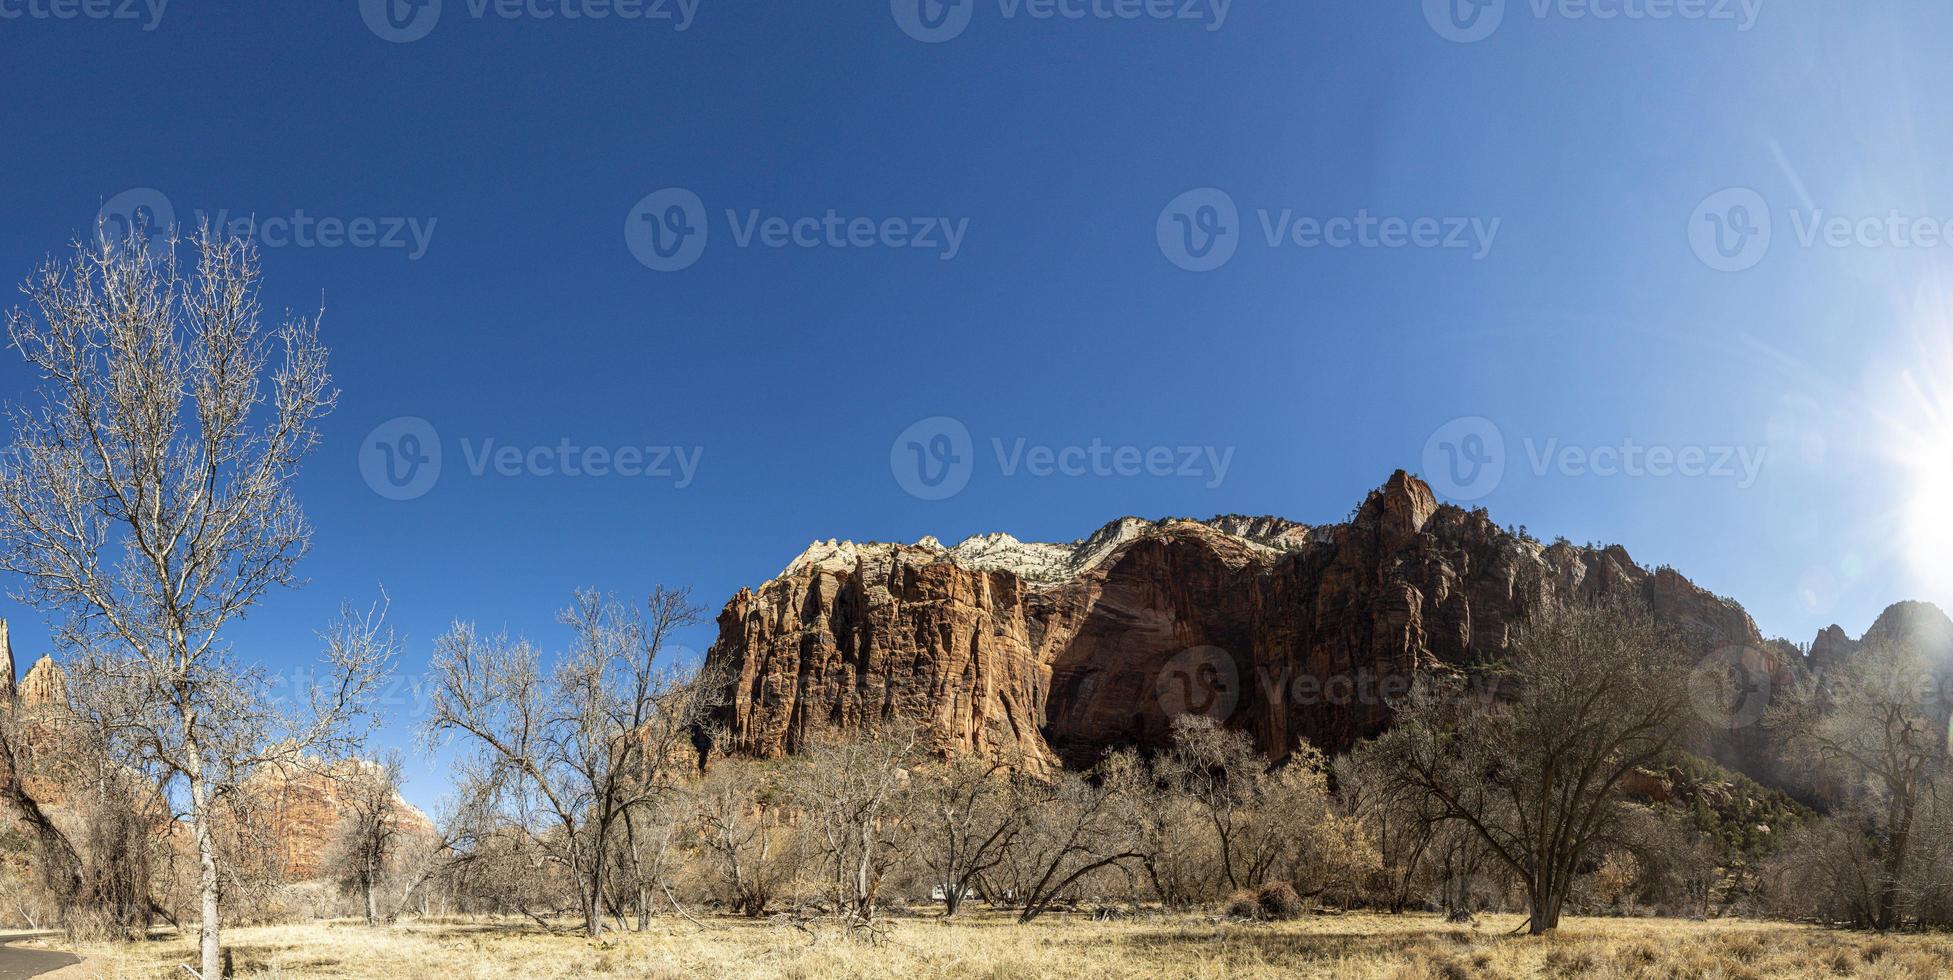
[704, 471, 1829, 771]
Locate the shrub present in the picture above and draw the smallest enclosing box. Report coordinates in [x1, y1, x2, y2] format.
[1224, 890, 1260, 919]
[1256, 882, 1303, 921]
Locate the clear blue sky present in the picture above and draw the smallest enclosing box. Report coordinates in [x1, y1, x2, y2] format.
[4, 1, 1952, 806]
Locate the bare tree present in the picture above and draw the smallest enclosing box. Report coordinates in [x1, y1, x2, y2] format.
[1374, 599, 1695, 934]
[324, 755, 406, 925]
[690, 757, 794, 917]
[1771, 639, 1951, 929]
[910, 752, 1027, 916]
[1100, 747, 1215, 908]
[424, 587, 724, 938]
[1153, 716, 1263, 892]
[1010, 764, 1144, 924]
[1335, 741, 1439, 913]
[0, 227, 393, 977]
[785, 725, 920, 926]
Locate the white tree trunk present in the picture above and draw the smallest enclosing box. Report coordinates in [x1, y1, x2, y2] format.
[186, 748, 223, 979]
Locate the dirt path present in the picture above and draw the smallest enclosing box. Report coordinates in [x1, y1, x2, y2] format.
[0, 934, 81, 980]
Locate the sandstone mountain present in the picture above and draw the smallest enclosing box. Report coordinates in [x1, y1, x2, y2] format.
[1, 626, 431, 885]
[702, 471, 1942, 780]
[244, 759, 437, 881]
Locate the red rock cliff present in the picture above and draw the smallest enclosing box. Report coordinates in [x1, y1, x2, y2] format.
[703, 472, 1788, 769]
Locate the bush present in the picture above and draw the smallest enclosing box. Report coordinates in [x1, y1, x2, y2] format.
[1256, 882, 1303, 921]
[1225, 890, 1260, 919]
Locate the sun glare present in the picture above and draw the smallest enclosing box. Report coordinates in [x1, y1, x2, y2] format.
[1875, 322, 1953, 604]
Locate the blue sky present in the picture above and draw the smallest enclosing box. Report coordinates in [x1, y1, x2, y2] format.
[4, 1, 1953, 805]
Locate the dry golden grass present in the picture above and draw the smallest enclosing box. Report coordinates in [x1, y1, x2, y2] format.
[35, 911, 1953, 979]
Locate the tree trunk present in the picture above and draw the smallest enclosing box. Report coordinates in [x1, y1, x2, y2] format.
[1876, 786, 1916, 931]
[185, 746, 223, 980]
[586, 850, 607, 938]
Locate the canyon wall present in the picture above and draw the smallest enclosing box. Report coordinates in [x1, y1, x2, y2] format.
[704, 471, 1847, 772]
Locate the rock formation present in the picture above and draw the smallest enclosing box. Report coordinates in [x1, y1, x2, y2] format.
[244, 760, 437, 881]
[17, 655, 65, 709]
[1, 619, 13, 700]
[703, 471, 1869, 774]
[1, 631, 428, 885]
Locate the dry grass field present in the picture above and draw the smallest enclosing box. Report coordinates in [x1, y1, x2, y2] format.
[23, 912, 1953, 980]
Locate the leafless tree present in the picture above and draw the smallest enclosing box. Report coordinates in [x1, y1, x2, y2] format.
[424, 587, 725, 938]
[910, 752, 1028, 916]
[0, 226, 394, 978]
[784, 725, 920, 926]
[324, 754, 406, 925]
[690, 757, 795, 917]
[1010, 763, 1144, 924]
[1153, 716, 1263, 892]
[1099, 747, 1214, 908]
[1374, 598, 1696, 934]
[1771, 639, 1951, 929]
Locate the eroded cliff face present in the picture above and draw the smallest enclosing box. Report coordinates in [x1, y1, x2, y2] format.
[1, 644, 431, 884]
[704, 471, 1797, 769]
[244, 760, 437, 881]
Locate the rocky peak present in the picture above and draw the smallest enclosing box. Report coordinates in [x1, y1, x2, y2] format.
[19, 655, 64, 708]
[1806, 601, 1953, 670]
[1365, 469, 1439, 544]
[1, 619, 13, 700]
